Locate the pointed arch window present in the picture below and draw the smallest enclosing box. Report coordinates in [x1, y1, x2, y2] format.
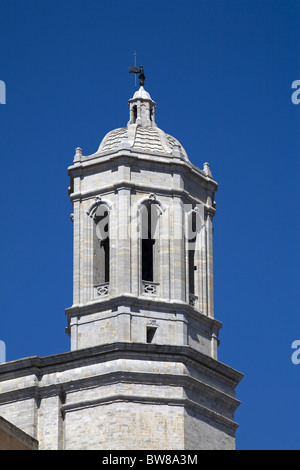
[188, 211, 196, 294]
[140, 200, 160, 294]
[187, 209, 198, 307]
[141, 204, 154, 281]
[93, 203, 110, 296]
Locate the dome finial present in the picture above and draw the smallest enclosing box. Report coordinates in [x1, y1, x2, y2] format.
[128, 64, 145, 87]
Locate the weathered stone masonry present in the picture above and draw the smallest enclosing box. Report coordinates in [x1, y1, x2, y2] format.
[0, 85, 243, 450]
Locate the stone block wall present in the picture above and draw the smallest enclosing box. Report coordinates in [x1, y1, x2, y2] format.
[0, 343, 242, 450]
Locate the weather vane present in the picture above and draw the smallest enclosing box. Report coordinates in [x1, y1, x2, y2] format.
[128, 59, 145, 88]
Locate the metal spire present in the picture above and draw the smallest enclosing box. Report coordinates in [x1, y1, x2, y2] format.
[134, 52, 137, 89]
[128, 53, 146, 88]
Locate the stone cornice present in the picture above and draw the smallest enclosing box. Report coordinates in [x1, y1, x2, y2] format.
[68, 179, 216, 217]
[67, 150, 218, 192]
[60, 393, 240, 431]
[0, 342, 243, 388]
[65, 294, 222, 332]
[0, 369, 240, 412]
[0, 368, 241, 432]
[0, 344, 242, 432]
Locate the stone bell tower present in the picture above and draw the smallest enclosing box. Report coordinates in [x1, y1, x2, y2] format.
[63, 82, 243, 449]
[66, 84, 219, 353]
[0, 76, 242, 450]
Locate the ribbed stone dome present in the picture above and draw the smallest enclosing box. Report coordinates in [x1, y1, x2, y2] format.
[98, 125, 189, 160]
[97, 86, 189, 161]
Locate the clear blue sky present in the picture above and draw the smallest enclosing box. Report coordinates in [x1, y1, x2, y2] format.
[0, 0, 299, 450]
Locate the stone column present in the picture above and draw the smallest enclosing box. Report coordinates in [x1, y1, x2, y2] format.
[199, 219, 208, 316]
[171, 197, 186, 302]
[160, 201, 171, 300]
[130, 196, 140, 297]
[37, 395, 62, 450]
[69, 316, 78, 351]
[194, 213, 202, 311]
[206, 210, 214, 319]
[117, 188, 131, 294]
[81, 199, 94, 304]
[211, 331, 218, 360]
[72, 200, 81, 306]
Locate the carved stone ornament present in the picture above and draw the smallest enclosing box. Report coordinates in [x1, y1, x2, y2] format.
[86, 196, 103, 219]
[149, 193, 156, 202]
[147, 319, 158, 327]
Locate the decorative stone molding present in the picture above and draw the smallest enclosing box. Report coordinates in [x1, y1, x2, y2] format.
[142, 281, 159, 295]
[148, 193, 156, 202]
[86, 196, 112, 219]
[147, 319, 158, 327]
[203, 162, 212, 178]
[94, 282, 110, 299]
[73, 147, 82, 164]
[189, 293, 198, 308]
[135, 194, 166, 217]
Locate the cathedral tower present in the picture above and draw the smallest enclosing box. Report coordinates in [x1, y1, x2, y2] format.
[66, 85, 219, 355]
[64, 83, 243, 449]
[0, 81, 243, 450]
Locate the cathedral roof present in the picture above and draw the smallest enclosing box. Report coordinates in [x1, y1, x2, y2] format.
[98, 125, 189, 160]
[97, 86, 190, 161]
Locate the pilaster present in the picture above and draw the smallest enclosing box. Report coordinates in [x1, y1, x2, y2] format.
[171, 196, 186, 302]
[116, 188, 131, 294]
[206, 209, 214, 319]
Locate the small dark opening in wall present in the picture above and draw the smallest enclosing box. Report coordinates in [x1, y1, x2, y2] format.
[141, 204, 156, 282]
[146, 326, 157, 344]
[101, 236, 110, 283]
[133, 105, 137, 123]
[150, 105, 153, 121]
